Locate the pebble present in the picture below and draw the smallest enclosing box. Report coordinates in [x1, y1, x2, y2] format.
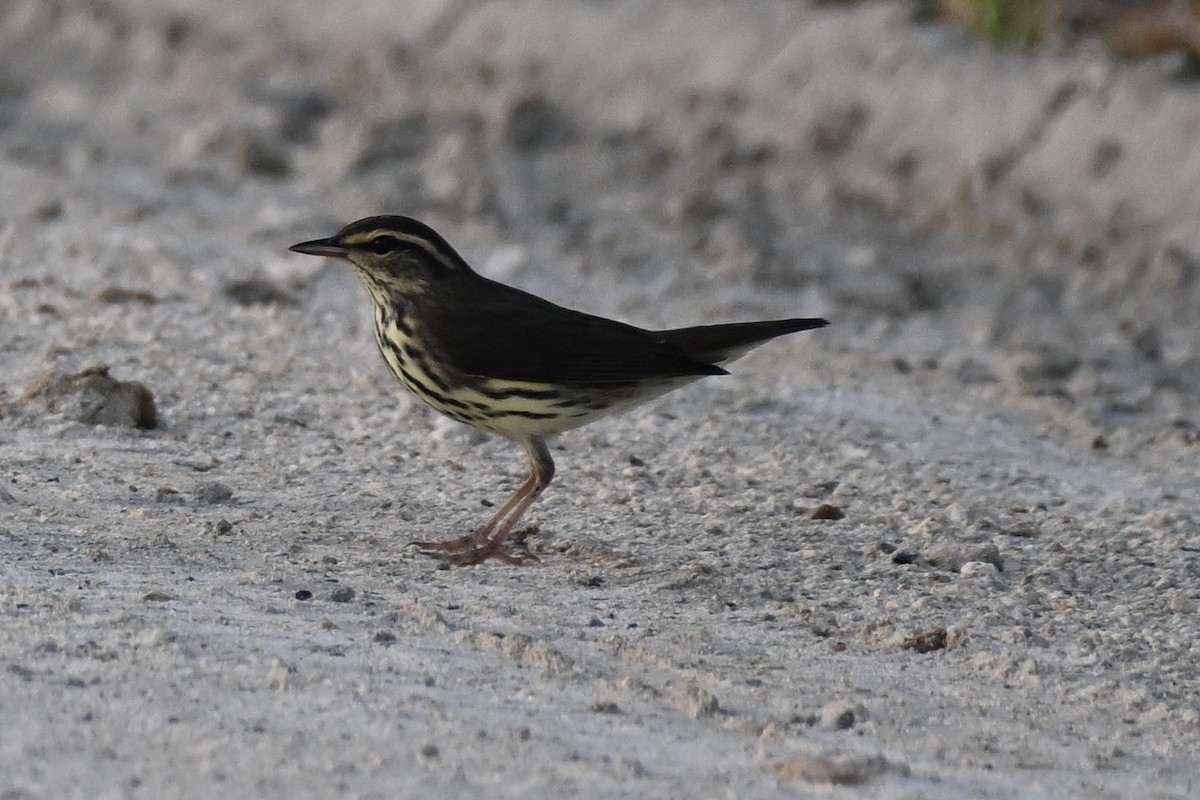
[810, 503, 846, 520]
[195, 482, 233, 504]
[94, 287, 159, 304]
[329, 587, 356, 603]
[588, 700, 622, 714]
[959, 560, 1000, 578]
[1003, 521, 1039, 538]
[818, 700, 866, 730]
[925, 543, 1003, 572]
[21, 364, 157, 429]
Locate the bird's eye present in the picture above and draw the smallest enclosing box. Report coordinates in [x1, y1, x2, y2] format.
[362, 235, 406, 255]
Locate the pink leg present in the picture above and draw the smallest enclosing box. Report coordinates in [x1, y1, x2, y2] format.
[414, 436, 555, 566]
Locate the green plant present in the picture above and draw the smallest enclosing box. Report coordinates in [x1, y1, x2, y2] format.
[968, 0, 1045, 43]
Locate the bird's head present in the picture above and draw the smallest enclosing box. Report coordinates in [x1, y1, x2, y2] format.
[289, 215, 469, 296]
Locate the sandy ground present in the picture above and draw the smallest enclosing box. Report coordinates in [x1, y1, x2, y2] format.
[2, 1, 1199, 798]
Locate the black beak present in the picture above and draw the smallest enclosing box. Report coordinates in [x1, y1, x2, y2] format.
[289, 237, 350, 258]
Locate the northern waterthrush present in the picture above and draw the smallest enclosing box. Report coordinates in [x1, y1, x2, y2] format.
[290, 216, 827, 565]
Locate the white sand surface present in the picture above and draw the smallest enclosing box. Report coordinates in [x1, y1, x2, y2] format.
[2, 2, 1198, 798]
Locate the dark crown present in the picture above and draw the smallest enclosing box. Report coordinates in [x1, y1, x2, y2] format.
[335, 215, 471, 273]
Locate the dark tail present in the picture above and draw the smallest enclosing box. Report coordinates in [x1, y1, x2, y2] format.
[659, 318, 829, 365]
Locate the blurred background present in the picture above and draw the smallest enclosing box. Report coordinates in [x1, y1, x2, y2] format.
[3, 0, 1200, 434]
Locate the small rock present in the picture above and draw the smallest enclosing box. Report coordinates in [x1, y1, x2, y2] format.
[294, 589, 313, 601]
[329, 587, 356, 603]
[22, 364, 157, 429]
[925, 543, 1003, 572]
[810, 503, 845, 521]
[155, 487, 183, 504]
[588, 700, 622, 714]
[95, 287, 159, 304]
[142, 591, 175, 602]
[960, 560, 1000, 578]
[373, 631, 397, 645]
[195, 482, 233, 504]
[1003, 521, 1039, 538]
[819, 700, 866, 730]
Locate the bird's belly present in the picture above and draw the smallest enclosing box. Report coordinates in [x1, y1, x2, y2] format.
[374, 325, 592, 436]
[373, 318, 700, 438]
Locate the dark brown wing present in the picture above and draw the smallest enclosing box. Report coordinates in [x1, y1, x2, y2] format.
[423, 279, 726, 385]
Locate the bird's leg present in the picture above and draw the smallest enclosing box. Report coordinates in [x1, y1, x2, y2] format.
[415, 474, 531, 553]
[414, 437, 555, 566]
[417, 470, 540, 556]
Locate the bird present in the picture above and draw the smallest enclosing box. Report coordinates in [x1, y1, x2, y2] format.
[289, 215, 827, 565]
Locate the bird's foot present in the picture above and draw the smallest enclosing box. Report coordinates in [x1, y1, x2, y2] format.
[412, 535, 538, 566]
